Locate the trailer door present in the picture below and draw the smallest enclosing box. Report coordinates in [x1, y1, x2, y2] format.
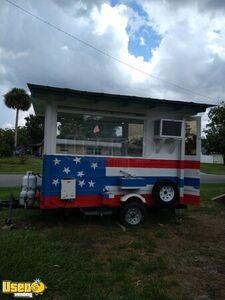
[183, 117, 201, 204]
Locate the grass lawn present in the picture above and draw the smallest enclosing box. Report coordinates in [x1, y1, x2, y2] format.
[0, 183, 225, 300]
[1, 158, 225, 176]
[201, 162, 225, 175]
[0, 157, 42, 174]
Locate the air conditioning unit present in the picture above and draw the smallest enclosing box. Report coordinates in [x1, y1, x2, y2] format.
[154, 119, 183, 139]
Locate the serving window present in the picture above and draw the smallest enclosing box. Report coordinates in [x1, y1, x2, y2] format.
[56, 112, 144, 157]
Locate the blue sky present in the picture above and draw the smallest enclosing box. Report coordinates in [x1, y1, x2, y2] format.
[111, 0, 161, 61]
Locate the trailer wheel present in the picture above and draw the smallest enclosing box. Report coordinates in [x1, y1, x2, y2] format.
[119, 202, 146, 226]
[152, 180, 178, 206]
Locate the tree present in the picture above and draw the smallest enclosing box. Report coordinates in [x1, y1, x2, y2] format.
[0, 128, 14, 157]
[24, 114, 44, 145]
[204, 102, 225, 165]
[0, 127, 29, 157]
[4, 88, 31, 150]
[0, 116, 44, 157]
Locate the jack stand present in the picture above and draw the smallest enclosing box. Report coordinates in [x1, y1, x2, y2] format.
[5, 194, 14, 226]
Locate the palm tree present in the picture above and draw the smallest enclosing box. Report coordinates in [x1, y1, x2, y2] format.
[4, 88, 31, 150]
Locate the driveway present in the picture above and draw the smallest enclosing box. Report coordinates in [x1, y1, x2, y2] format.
[0, 173, 224, 187]
[0, 174, 42, 187]
[200, 173, 225, 184]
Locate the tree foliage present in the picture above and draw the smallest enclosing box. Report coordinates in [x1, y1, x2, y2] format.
[4, 88, 31, 149]
[0, 128, 14, 157]
[204, 102, 225, 164]
[0, 115, 44, 157]
[4, 88, 31, 111]
[25, 114, 44, 144]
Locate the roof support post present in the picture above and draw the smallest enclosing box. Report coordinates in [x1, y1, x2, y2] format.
[44, 103, 57, 155]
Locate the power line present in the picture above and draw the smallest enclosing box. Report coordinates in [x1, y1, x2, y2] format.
[5, 0, 216, 101]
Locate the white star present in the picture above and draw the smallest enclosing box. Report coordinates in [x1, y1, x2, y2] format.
[77, 170, 85, 178]
[63, 167, 71, 174]
[78, 180, 85, 188]
[91, 162, 98, 170]
[53, 158, 61, 165]
[73, 157, 81, 164]
[52, 179, 59, 186]
[88, 180, 95, 188]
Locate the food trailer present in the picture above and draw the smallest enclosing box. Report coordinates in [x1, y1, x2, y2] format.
[22, 83, 211, 225]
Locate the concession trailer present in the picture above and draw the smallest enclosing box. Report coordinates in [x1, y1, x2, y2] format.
[19, 83, 211, 225]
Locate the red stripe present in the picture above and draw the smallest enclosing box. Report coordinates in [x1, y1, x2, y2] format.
[40, 195, 102, 209]
[183, 161, 200, 169]
[106, 157, 199, 169]
[102, 195, 120, 207]
[180, 194, 200, 205]
[40, 194, 200, 209]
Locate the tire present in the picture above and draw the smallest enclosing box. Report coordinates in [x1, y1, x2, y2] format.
[119, 201, 146, 226]
[152, 180, 178, 206]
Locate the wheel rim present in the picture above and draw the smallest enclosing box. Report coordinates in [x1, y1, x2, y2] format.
[159, 186, 175, 202]
[125, 208, 142, 225]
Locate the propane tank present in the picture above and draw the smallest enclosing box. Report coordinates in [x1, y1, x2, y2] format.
[22, 171, 37, 189]
[19, 171, 37, 207]
[19, 189, 27, 206]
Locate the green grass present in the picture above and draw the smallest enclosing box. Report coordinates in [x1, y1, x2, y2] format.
[1, 184, 225, 299]
[0, 157, 42, 174]
[201, 183, 225, 201]
[0, 187, 20, 200]
[201, 162, 225, 175]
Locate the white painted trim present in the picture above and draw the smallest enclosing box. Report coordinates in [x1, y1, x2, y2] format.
[44, 104, 57, 154]
[121, 193, 146, 203]
[196, 116, 201, 161]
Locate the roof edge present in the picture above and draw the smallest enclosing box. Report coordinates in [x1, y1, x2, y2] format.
[27, 83, 215, 109]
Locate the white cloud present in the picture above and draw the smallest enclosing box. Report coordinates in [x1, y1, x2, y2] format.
[139, 36, 145, 46]
[0, 48, 29, 60]
[2, 122, 14, 129]
[0, 0, 225, 130]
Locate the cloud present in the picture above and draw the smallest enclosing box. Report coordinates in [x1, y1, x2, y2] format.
[135, 0, 225, 100]
[139, 36, 145, 46]
[0, 0, 225, 130]
[147, 0, 225, 13]
[2, 122, 14, 129]
[52, 0, 109, 17]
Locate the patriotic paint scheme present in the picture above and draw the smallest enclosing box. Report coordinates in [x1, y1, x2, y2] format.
[26, 84, 212, 225]
[40, 154, 200, 209]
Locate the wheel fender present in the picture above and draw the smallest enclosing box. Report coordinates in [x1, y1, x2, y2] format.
[121, 193, 146, 204]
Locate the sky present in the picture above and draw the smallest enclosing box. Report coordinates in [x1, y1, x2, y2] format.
[0, 0, 225, 129]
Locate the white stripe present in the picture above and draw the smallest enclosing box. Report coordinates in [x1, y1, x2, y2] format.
[105, 185, 198, 197]
[184, 169, 200, 178]
[184, 186, 200, 196]
[107, 167, 200, 178]
[105, 185, 153, 194]
[106, 167, 178, 177]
